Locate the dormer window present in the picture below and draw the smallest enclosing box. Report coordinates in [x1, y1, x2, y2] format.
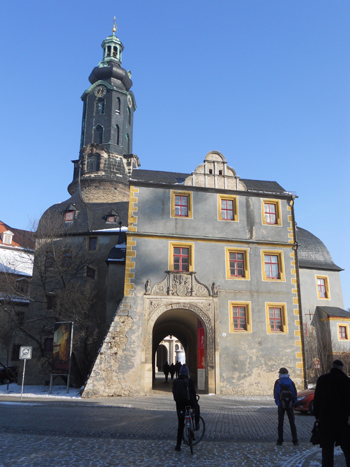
[1, 230, 14, 245]
[65, 211, 74, 222]
[107, 215, 117, 223]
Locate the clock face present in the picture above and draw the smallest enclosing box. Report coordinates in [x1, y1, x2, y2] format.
[127, 95, 132, 108]
[94, 86, 107, 98]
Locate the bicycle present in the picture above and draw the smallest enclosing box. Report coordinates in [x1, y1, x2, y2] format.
[182, 396, 205, 454]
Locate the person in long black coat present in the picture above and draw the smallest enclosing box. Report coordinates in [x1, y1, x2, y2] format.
[313, 359, 350, 466]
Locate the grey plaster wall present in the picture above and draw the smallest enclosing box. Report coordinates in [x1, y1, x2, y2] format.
[134, 185, 293, 244]
[299, 268, 344, 322]
[122, 182, 302, 395]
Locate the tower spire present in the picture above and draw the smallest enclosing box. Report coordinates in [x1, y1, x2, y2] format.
[112, 16, 117, 35]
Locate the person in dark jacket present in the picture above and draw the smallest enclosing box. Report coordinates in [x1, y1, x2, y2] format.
[273, 367, 299, 446]
[163, 361, 170, 382]
[172, 364, 197, 451]
[169, 363, 176, 380]
[313, 360, 350, 466]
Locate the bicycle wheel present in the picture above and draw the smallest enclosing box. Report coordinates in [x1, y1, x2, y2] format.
[192, 416, 205, 445]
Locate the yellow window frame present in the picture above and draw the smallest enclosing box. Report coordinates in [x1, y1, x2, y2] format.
[225, 247, 250, 280]
[316, 275, 330, 300]
[169, 242, 194, 272]
[337, 323, 349, 341]
[229, 301, 252, 333]
[261, 250, 285, 281]
[218, 194, 238, 222]
[171, 191, 193, 219]
[265, 302, 288, 334]
[262, 199, 282, 226]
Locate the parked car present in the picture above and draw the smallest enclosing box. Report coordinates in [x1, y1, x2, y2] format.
[0, 366, 18, 384]
[294, 388, 315, 414]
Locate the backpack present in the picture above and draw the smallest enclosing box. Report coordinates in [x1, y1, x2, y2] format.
[279, 383, 294, 409]
[173, 378, 190, 403]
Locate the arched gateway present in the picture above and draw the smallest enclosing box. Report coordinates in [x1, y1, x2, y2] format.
[141, 272, 218, 394]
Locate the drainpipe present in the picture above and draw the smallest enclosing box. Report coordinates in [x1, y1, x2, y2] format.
[291, 195, 308, 389]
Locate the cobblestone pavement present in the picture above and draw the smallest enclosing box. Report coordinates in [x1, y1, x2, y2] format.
[0, 391, 347, 466]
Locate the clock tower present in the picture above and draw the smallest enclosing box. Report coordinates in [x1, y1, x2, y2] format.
[68, 20, 139, 202]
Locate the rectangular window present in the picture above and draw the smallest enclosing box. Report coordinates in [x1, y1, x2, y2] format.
[171, 191, 193, 219]
[265, 302, 288, 334]
[233, 306, 247, 330]
[11, 344, 21, 361]
[169, 242, 194, 272]
[229, 252, 244, 277]
[229, 302, 251, 333]
[87, 266, 96, 279]
[265, 255, 280, 279]
[264, 203, 276, 224]
[218, 195, 238, 222]
[303, 323, 308, 336]
[262, 200, 281, 226]
[173, 247, 189, 272]
[62, 250, 72, 268]
[46, 293, 56, 310]
[316, 276, 329, 299]
[338, 324, 349, 341]
[65, 211, 74, 222]
[221, 199, 234, 220]
[16, 311, 25, 326]
[88, 237, 97, 251]
[45, 251, 55, 269]
[175, 195, 188, 217]
[226, 248, 250, 280]
[261, 250, 285, 281]
[269, 307, 283, 331]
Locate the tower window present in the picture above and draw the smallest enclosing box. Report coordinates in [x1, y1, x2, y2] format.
[107, 45, 111, 57]
[86, 153, 100, 172]
[116, 97, 121, 114]
[95, 98, 105, 115]
[113, 46, 118, 58]
[116, 125, 120, 145]
[94, 126, 103, 144]
[126, 133, 130, 153]
[127, 107, 131, 125]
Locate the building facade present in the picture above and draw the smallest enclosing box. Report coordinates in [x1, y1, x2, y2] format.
[21, 25, 348, 394]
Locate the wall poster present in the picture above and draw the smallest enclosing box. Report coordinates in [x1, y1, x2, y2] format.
[52, 322, 73, 374]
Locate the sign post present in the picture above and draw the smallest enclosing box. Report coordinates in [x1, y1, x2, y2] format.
[19, 346, 32, 401]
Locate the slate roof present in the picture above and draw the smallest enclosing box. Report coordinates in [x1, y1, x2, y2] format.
[296, 227, 342, 271]
[131, 169, 287, 194]
[317, 306, 350, 319]
[241, 179, 286, 193]
[106, 232, 126, 263]
[37, 190, 129, 236]
[130, 169, 189, 185]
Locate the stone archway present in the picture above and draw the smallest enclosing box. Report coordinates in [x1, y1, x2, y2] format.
[141, 298, 216, 393]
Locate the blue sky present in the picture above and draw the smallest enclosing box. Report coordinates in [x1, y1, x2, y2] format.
[1, 1, 349, 308]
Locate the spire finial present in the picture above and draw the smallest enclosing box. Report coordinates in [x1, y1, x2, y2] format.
[112, 16, 117, 35]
